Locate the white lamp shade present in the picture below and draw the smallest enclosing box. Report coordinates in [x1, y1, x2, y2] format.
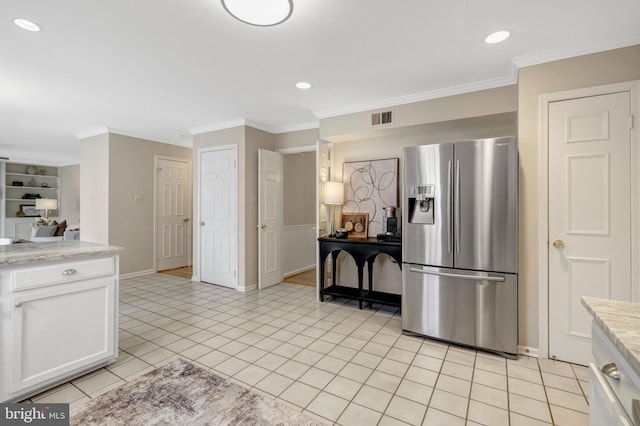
[35, 198, 58, 210]
[323, 181, 344, 205]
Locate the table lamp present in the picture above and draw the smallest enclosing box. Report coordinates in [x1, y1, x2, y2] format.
[35, 198, 58, 222]
[323, 181, 344, 236]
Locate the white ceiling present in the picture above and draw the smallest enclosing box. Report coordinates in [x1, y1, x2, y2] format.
[2, 0, 640, 166]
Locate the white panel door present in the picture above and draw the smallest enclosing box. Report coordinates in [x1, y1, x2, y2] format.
[549, 92, 632, 364]
[258, 149, 283, 289]
[200, 148, 237, 288]
[156, 158, 190, 271]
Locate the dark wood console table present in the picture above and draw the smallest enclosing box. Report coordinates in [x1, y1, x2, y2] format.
[318, 237, 402, 309]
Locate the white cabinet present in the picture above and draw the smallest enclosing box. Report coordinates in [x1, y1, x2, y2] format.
[0, 253, 119, 402]
[589, 323, 640, 425]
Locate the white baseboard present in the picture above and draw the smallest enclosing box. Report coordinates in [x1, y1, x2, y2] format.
[120, 269, 155, 280]
[239, 283, 258, 293]
[283, 265, 315, 278]
[518, 345, 539, 358]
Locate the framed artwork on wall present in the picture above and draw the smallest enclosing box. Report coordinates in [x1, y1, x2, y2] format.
[342, 158, 399, 237]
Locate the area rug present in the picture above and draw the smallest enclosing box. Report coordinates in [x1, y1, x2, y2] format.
[71, 358, 325, 426]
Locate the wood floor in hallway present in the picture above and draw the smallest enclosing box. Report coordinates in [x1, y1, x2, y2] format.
[283, 269, 316, 287]
[159, 266, 193, 279]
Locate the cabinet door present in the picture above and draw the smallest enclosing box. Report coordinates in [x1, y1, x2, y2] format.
[10, 277, 116, 393]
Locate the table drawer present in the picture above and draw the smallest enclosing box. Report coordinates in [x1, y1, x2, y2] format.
[11, 257, 115, 291]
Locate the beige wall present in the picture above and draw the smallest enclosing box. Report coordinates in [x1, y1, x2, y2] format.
[321, 85, 518, 142]
[283, 152, 315, 226]
[81, 133, 192, 275]
[80, 133, 110, 244]
[517, 44, 640, 348]
[108, 134, 192, 275]
[192, 126, 276, 290]
[59, 164, 80, 226]
[274, 128, 319, 150]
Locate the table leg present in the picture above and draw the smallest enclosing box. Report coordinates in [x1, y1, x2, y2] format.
[319, 255, 325, 302]
[357, 264, 364, 309]
[367, 256, 376, 309]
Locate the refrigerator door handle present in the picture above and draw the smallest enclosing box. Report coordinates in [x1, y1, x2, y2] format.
[409, 267, 506, 282]
[455, 160, 461, 253]
[447, 160, 452, 253]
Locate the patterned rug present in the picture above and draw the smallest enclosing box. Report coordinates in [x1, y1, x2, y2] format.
[71, 359, 325, 426]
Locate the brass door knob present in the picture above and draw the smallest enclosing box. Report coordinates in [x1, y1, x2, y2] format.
[553, 240, 565, 249]
[257, 224, 266, 229]
[183, 217, 190, 222]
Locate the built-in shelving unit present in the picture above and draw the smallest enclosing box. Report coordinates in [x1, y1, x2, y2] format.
[4, 163, 60, 218]
[1, 162, 60, 239]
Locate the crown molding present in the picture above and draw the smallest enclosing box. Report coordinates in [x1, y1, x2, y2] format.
[75, 126, 192, 147]
[188, 119, 248, 135]
[315, 65, 518, 120]
[272, 121, 319, 134]
[189, 118, 276, 135]
[511, 32, 640, 68]
[190, 118, 318, 135]
[75, 126, 110, 140]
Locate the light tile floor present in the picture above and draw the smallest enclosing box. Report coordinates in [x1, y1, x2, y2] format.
[26, 274, 590, 425]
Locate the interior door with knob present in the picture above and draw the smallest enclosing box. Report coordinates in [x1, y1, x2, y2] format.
[548, 91, 632, 365]
[258, 149, 283, 289]
[199, 147, 237, 288]
[156, 157, 191, 272]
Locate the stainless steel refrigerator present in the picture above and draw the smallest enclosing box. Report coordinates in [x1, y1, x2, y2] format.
[402, 137, 518, 358]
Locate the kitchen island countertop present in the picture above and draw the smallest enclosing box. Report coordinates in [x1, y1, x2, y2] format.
[582, 296, 640, 376]
[0, 241, 123, 266]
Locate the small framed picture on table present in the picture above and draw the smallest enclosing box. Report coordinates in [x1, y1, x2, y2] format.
[340, 213, 368, 239]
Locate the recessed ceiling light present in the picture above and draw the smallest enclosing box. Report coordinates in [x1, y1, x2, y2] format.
[221, 0, 293, 27]
[296, 82, 312, 90]
[484, 30, 510, 44]
[14, 18, 41, 32]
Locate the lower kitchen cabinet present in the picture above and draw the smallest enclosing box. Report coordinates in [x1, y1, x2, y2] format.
[587, 311, 640, 425]
[0, 249, 120, 402]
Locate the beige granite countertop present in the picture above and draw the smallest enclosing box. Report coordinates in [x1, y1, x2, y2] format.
[0, 241, 123, 266]
[582, 297, 640, 376]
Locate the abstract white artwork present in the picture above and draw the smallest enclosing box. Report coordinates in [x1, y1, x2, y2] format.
[342, 158, 399, 236]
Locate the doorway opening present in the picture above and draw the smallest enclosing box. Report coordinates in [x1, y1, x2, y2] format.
[280, 149, 317, 287]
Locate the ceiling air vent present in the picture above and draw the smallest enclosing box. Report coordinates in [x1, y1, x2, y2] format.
[371, 110, 393, 126]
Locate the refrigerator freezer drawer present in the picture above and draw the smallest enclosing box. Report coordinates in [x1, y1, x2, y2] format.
[402, 265, 518, 356]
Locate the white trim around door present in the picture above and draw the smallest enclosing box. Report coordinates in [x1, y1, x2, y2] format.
[153, 155, 192, 273]
[538, 80, 640, 359]
[195, 144, 239, 289]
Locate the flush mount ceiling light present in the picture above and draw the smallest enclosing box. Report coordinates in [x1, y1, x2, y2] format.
[14, 18, 41, 32]
[296, 81, 312, 89]
[221, 0, 293, 27]
[484, 30, 510, 44]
